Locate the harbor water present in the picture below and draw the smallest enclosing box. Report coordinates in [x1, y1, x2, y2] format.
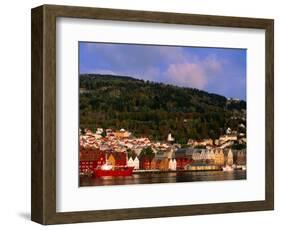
[79, 170, 246, 187]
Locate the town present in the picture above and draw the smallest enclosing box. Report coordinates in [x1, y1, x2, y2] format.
[79, 127, 246, 176]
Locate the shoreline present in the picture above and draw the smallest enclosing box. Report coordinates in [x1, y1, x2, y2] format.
[132, 169, 223, 174]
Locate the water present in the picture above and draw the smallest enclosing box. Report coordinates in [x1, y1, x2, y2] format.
[79, 170, 246, 187]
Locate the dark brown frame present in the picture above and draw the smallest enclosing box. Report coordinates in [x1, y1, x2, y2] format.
[31, 4, 274, 225]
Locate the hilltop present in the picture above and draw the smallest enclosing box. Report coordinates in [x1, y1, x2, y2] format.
[79, 74, 246, 144]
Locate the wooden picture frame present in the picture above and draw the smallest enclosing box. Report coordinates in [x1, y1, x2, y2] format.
[31, 4, 274, 225]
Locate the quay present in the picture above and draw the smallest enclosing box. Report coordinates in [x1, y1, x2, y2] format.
[132, 168, 223, 174]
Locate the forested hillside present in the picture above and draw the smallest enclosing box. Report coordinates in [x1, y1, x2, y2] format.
[79, 74, 246, 144]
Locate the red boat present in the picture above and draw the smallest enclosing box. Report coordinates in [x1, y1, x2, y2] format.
[93, 163, 134, 177]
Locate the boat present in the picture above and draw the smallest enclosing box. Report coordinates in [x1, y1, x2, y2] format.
[93, 152, 134, 177]
[93, 164, 134, 177]
[222, 165, 234, 172]
[93, 154, 134, 177]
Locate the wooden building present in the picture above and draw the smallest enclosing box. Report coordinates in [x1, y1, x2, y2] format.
[236, 149, 246, 165]
[159, 158, 169, 171]
[175, 148, 194, 169]
[79, 148, 106, 174]
[133, 157, 140, 170]
[214, 149, 225, 166]
[226, 148, 234, 166]
[139, 156, 151, 170]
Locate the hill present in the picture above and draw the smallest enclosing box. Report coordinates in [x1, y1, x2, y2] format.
[79, 74, 246, 144]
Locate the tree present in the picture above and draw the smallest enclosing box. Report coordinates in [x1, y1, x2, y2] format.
[101, 130, 106, 137]
[79, 74, 246, 142]
[127, 149, 137, 159]
[140, 147, 154, 161]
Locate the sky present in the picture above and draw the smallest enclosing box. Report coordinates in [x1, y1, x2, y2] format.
[79, 42, 246, 100]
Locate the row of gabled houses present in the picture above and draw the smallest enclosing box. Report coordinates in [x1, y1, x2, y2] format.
[175, 148, 246, 166]
[79, 146, 246, 174]
[187, 134, 246, 149]
[79, 127, 246, 174]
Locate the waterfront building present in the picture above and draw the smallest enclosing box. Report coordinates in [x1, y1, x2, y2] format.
[112, 151, 127, 166]
[133, 157, 140, 170]
[159, 158, 169, 171]
[107, 154, 116, 167]
[226, 149, 234, 166]
[172, 159, 177, 170]
[236, 149, 246, 165]
[208, 149, 215, 164]
[192, 150, 201, 161]
[175, 148, 193, 169]
[79, 127, 246, 174]
[201, 149, 208, 162]
[214, 149, 225, 166]
[139, 156, 151, 170]
[127, 157, 134, 168]
[219, 149, 225, 165]
[150, 158, 157, 170]
[154, 151, 167, 170]
[79, 148, 106, 174]
[168, 159, 174, 170]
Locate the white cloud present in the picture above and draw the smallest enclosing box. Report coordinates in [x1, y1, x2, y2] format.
[203, 55, 222, 73]
[82, 43, 225, 90]
[165, 62, 207, 89]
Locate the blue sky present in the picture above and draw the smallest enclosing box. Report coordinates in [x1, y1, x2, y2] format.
[79, 42, 246, 100]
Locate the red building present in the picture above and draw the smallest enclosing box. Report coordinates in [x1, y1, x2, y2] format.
[139, 156, 151, 170]
[176, 158, 192, 169]
[175, 148, 193, 169]
[110, 151, 127, 166]
[79, 148, 129, 175]
[79, 148, 105, 174]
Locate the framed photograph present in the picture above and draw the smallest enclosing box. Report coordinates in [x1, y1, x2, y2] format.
[31, 4, 274, 225]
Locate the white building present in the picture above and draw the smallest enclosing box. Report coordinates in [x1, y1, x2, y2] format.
[133, 157, 139, 170]
[167, 133, 175, 142]
[96, 128, 104, 135]
[127, 157, 134, 168]
[169, 159, 174, 170]
[168, 159, 177, 170]
[172, 159, 177, 170]
[227, 149, 234, 166]
[226, 127, 232, 134]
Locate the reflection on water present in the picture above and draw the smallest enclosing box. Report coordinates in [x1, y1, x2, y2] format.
[79, 170, 246, 187]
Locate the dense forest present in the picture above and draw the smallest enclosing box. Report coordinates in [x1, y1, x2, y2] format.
[79, 74, 246, 144]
